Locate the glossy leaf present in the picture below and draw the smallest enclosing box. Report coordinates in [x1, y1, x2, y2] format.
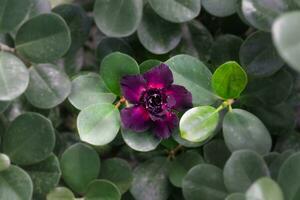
[223, 150, 270, 193]
[25, 64, 71, 109]
[212, 61, 247, 99]
[182, 164, 228, 200]
[223, 109, 272, 155]
[180, 106, 219, 143]
[272, 11, 300, 72]
[85, 180, 121, 200]
[169, 150, 204, 187]
[68, 73, 116, 110]
[15, 13, 71, 63]
[0, 0, 31, 33]
[240, 31, 284, 77]
[0, 153, 10, 172]
[130, 157, 170, 200]
[0, 165, 33, 200]
[138, 5, 181, 54]
[0, 52, 29, 101]
[121, 128, 161, 152]
[202, 0, 237, 17]
[46, 187, 75, 200]
[242, 0, 288, 31]
[100, 52, 139, 95]
[77, 103, 120, 146]
[93, 0, 143, 37]
[25, 154, 61, 199]
[60, 143, 100, 194]
[148, 0, 201, 23]
[3, 112, 55, 165]
[246, 177, 284, 200]
[166, 54, 217, 106]
[99, 158, 133, 194]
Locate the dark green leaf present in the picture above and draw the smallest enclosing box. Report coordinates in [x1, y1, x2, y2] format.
[85, 180, 121, 200]
[203, 139, 231, 168]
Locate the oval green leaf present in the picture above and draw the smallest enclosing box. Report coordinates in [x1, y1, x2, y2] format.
[223, 109, 272, 155]
[272, 11, 300, 72]
[166, 54, 217, 106]
[3, 112, 55, 165]
[182, 164, 228, 200]
[180, 106, 219, 143]
[226, 193, 246, 200]
[240, 31, 284, 77]
[0, 165, 33, 200]
[85, 180, 121, 200]
[99, 158, 133, 194]
[60, 143, 100, 194]
[25, 63, 71, 109]
[100, 52, 139, 96]
[46, 187, 75, 200]
[223, 150, 270, 193]
[148, 0, 201, 23]
[212, 61, 247, 99]
[68, 73, 116, 110]
[0, 52, 29, 101]
[77, 103, 120, 146]
[15, 13, 71, 63]
[93, 0, 143, 37]
[0, 153, 10, 172]
[202, 0, 237, 17]
[137, 5, 182, 54]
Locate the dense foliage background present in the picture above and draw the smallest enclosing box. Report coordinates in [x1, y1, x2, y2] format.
[1, 0, 300, 200]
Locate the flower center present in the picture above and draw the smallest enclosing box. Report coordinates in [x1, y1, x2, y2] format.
[141, 89, 165, 116]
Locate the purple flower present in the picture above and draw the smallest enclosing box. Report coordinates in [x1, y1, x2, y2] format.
[120, 64, 192, 139]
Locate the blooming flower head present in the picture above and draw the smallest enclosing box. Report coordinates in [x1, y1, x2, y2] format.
[120, 64, 192, 139]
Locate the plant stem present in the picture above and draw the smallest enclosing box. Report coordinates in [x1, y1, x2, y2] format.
[115, 96, 126, 109]
[0, 43, 15, 53]
[167, 144, 183, 160]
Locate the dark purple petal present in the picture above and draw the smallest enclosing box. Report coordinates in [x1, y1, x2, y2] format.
[153, 112, 178, 139]
[143, 63, 173, 89]
[166, 85, 193, 111]
[121, 75, 147, 103]
[121, 106, 151, 132]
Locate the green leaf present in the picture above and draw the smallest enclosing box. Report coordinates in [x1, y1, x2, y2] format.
[224, 150, 270, 193]
[223, 109, 272, 155]
[172, 129, 205, 148]
[96, 37, 133, 64]
[203, 139, 231, 169]
[0, 0, 31, 33]
[272, 11, 300, 72]
[130, 157, 170, 200]
[99, 158, 133, 194]
[25, 63, 71, 109]
[0, 101, 9, 113]
[25, 154, 61, 199]
[139, 59, 162, 73]
[53, 3, 91, 56]
[202, 0, 237, 17]
[182, 164, 228, 200]
[0, 153, 10, 172]
[0, 165, 33, 200]
[246, 177, 284, 200]
[148, 0, 201, 23]
[85, 180, 121, 200]
[137, 5, 182, 54]
[166, 54, 217, 106]
[241, 69, 293, 106]
[169, 150, 204, 187]
[60, 143, 100, 194]
[239, 31, 284, 77]
[46, 187, 75, 200]
[77, 103, 120, 146]
[3, 112, 55, 165]
[242, 0, 288, 31]
[210, 34, 243, 68]
[15, 13, 71, 63]
[93, 0, 143, 37]
[121, 128, 161, 152]
[28, 0, 51, 18]
[226, 193, 246, 200]
[0, 52, 29, 101]
[275, 132, 300, 152]
[278, 152, 300, 200]
[68, 73, 116, 110]
[212, 61, 247, 99]
[100, 52, 139, 96]
[180, 106, 219, 143]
